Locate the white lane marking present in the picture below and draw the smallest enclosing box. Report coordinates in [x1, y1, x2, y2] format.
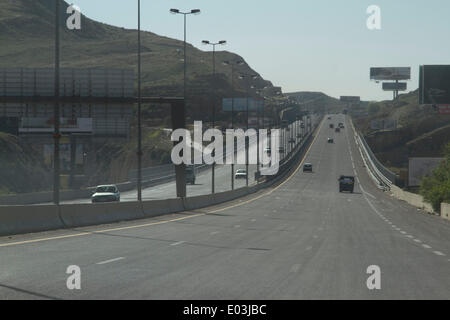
[414, 239, 422, 243]
[434, 251, 445, 256]
[170, 241, 186, 246]
[210, 231, 220, 235]
[405, 235, 414, 239]
[422, 244, 432, 249]
[251, 219, 257, 222]
[400, 231, 407, 235]
[291, 264, 301, 273]
[306, 246, 313, 251]
[96, 257, 125, 265]
[234, 225, 241, 228]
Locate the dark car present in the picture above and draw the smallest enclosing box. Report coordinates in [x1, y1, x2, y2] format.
[303, 163, 313, 172]
[335, 127, 340, 133]
[330, 124, 334, 129]
[339, 176, 355, 193]
[328, 138, 334, 143]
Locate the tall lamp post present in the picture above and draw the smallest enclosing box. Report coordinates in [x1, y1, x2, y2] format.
[222, 60, 244, 190]
[170, 8, 201, 192]
[239, 74, 258, 187]
[202, 40, 227, 194]
[137, 0, 143, 201]
[53, 0, 61, 205]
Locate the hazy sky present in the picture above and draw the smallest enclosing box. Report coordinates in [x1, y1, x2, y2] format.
[71, 0, 450, 101]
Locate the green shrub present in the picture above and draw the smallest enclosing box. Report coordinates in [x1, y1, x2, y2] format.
[420, 143, 450, 212]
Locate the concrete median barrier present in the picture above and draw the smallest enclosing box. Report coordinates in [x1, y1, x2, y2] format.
[141, 198, 184, 217]
[0, 204, 64, 236]
[59, 201, 144, 228]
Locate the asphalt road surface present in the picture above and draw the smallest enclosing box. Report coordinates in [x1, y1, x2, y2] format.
[0, 114, 448, 299]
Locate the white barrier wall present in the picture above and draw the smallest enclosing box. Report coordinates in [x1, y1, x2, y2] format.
[390, 185, 435, 214]
[441, 203, 450, 221]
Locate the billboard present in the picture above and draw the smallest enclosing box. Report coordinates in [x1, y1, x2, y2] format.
[408, 157, 444, 187]
[370, 67, 411, 81]
[222, 98, 264, 112]
[0, 68, 134, 98]
[382, 82, 407, 91]
[370, 119, 397, 130]
[340, 96, 360, 103]
[19, 117, 93, 134]
[438, 106, 450, 114]
[419, 65, 450, 104]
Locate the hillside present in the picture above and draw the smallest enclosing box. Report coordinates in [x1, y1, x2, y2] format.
[353, 90, 450, 178]
[0, 0, 272, 108]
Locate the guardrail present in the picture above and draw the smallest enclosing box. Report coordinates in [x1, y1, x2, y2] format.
[0, 116, 323, 236]
[350, 118, 398, 190]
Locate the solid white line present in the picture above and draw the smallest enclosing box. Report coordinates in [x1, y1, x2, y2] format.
[96, 257, 125, 265]
[170, 241, 186, 246]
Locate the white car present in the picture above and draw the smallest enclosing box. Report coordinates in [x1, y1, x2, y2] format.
[235, 169, 247, 179]
[91, 185, 120, 203]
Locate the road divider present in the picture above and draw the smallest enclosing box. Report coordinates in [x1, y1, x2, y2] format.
[0, 204, 64, 236]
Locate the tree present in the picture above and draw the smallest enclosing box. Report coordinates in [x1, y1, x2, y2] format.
[420, 142, 450, 212]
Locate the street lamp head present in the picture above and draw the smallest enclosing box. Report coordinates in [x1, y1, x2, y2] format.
[202, 40, 210, 44]
[170, 8, 179, 14]
[191, 9, 201, 14]
[219, 40, 227, 45]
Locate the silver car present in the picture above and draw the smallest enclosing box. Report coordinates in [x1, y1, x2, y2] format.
[235, 169, 247, 179]
[91, 185, 120, 203]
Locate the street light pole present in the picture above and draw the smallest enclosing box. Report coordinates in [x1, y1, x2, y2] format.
[53, 0, 60, 205]
[137, 0, 142, 201]
[202, 40, 226, 194]
[223, 60, 243, 190]
[171, 8, 201, 194]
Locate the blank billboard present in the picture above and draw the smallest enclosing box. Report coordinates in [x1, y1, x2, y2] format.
[419, 65, 450, 104]
[382, 82, 407, 91]
[370, 67, 411, 81]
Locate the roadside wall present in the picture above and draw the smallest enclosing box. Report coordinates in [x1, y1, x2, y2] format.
[390, 185, 435, 214]
[441, 203, 450, 221]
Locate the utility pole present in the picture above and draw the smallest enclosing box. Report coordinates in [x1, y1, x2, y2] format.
[53, 0, 60, 205]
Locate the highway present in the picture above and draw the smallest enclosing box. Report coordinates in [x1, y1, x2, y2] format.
[55, 117, 310, 205]
[0, 114, 448, 299]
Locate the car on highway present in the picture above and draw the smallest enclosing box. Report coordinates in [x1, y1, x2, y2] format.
[264, 147, 271, 155]
[235, 169, 247, 179]
[328, 138, 334, 143]
[329, 124, 334, 129]
[335, 127, 340, 133]
[338, 176, 355, 193]
[303, 163, 313, 172]
[91, 185, 120, 203]
[186, 166, 196, 185]
[338, 123, 345, 129]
